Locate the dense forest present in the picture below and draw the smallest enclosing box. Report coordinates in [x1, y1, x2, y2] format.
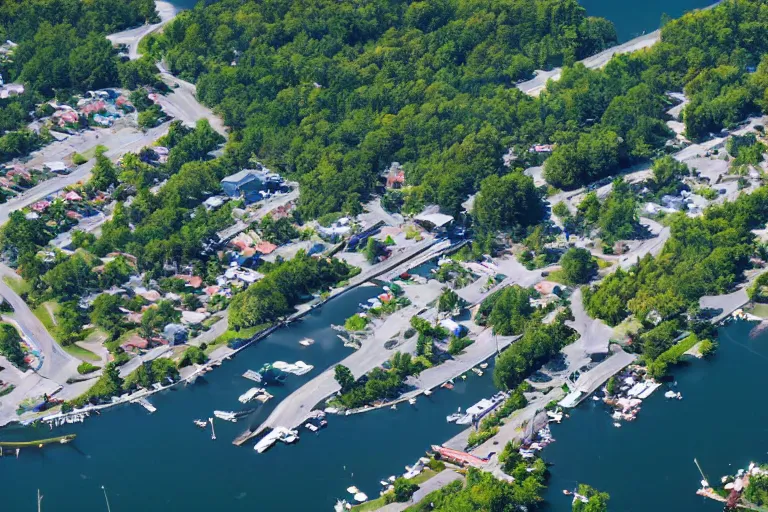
[151, 0, 768, 219]
[148, 0, 617, 217]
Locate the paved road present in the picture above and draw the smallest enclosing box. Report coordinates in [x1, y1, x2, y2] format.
[564, 288, 613, 356]
[378, 470, 464, 512]
[0, 264, 78, 385]
[516, 1, 722, 97]
[0, 123, 171, 225]
[156, 63, 228, 137]
[701, 288, 749, 323]
[106, 1, 178, 60]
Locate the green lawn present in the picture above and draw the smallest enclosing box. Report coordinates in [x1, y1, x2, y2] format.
[3, 275, 30, 296]
[545, 269, 568, 285]
[205, 323, 272, 355]
[747, 303, 768, 319]
[33, 301, 59, 333]
[351, 469, 438, 511]
[595, 257, 614, 269]
[64, 343, 100, 362]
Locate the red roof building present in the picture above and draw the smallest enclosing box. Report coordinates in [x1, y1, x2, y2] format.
[254, 241, 277, 255]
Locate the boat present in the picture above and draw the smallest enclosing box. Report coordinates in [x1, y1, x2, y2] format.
[441, 381, 454, 390]
[346, 486, 359, 494]
[255, 430, 281, 453]
[193, 419, 207, 428]
[408, 398, 416, 405]
[446, 413, 463, 423]
[479, 362, 489, 369]
[424, 390, 432, 396]
[299, 337, 315, 347]
[379, 480, 389, 487]
[390, 404, 397, 410]
[305, 423, 319, 432]
[613, 422, 622, 428]
[471, 368, 483, 376]
[213, 411, 237, 422]
[334, 499, 351, 512]
[664, 390, 678, 399]
[353, 492, 368, 503]
[273, 361, 314, 376]
[455, 392, 507, 425]
[592, 395, 601, 401]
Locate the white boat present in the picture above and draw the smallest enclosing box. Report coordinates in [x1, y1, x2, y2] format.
[664, 390, 677, 399]
[479, 362, 489, 369]
[471, 368, 483, 376]
[353, 492, 368, 503]
[273, 360, 314, 376]
[390, 404, 397, 410]
[347, 486, 359, 494]
[213, 411, 237, 422]
[299, 337, 315, 347]
[424, 390, 432, 396]
[455, 392, 507, 425]
[446, 413, 463, 423]
[334, 499, 348, 512]
[613, 422, 622, 428]
[408, 398, 416, 405]
[255, 430, 281, 453]
[193, 419, 207, 428]
[305, 423, 319, 432]
[277, 427, 299, 444]
[379, 480, 389, 487]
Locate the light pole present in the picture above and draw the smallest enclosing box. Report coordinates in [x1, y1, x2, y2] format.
[101, 486, 112, 512]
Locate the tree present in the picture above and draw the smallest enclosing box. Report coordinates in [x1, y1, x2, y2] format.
[651, 156, 688, 195]
[488, 286, 534, 336]
[392, 478, 418, 502]
[43, 253, 95, 299]
[56, 301, 87, 344]
[572, 484, 610, 512]
[91, 294, 124, 332]
[90, 154, 119, 192]
[599, 179, 637, 243]
[438, 288, 460, 313]
[560, 248, 598, 284]
[474, 173, 544, 235]
[364, 237, 383, 264]
[334, 364, 355, 392]
[0, 323, 25, 367]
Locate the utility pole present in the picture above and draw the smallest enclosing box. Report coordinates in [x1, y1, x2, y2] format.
[101, 486, 112, 512]
[37, 490, 43, 512]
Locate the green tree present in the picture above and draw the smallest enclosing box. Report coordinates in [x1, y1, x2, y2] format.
[572, 484, 610, 512]
[334, 364, 355, 392]
[438, 288, 460, 313]
[392, 478, 418, 502]
[0, 323, 25, 367]
[474, 173, 544, 235]
[91, 294, 124, 333]
[560, 248, 598, 284]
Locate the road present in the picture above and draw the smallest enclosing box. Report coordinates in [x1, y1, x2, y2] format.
[516, 1, 723, 97]
[0, 264, 78, 384]
[155, 62, 228, 136]
[516, 31, 661, 96]
[0, 123, 171, 224]
[377, 470, 464, 512]
[106, 1, 178, 60]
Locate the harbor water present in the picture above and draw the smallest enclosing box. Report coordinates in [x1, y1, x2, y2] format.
[0, 284, 500, 511]
[541, 320, 767, 511]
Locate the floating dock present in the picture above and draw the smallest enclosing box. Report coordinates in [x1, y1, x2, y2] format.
[243, 370, 262, 383]
[134, 398, 157, 413]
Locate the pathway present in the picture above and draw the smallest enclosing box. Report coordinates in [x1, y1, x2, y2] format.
[377, 470, 464, 512]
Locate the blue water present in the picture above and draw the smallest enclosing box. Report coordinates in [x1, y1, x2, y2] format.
[580, 0, 717, 41]
[541, 320, 767, 511]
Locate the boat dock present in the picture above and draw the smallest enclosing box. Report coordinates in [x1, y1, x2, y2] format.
[134, 398, 157, 413]
[243, 370, 262, 383]
[559, 348, 636, 408]
[234, 327, 520, 446]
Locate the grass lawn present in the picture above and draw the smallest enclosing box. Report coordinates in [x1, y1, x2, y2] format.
[612, 316, 643, 341]
[747, 303, 768, 319]
[64, 343, 100, 362]
[545, 269, 568, 285]
[205, 323, 272, 355]
[3, 275, 30, 296]
[595, 257, 614, 269]
[33, 301, 59, 333]
[351, 469, 438, 511]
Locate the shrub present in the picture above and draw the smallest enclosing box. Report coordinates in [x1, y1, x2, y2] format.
[344, 314, 368, 331]
[72, 153, 88, 165]
[77, 362, 100, 375]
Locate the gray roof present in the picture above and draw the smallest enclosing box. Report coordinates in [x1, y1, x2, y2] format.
[222, 170, 261, 184]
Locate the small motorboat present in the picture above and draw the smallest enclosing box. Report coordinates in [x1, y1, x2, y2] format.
[390, 404, 397, 410]
[479, 362, 489, 369]
[408, 398, 417, 405]
[613, 422, 621, 428]
[299, 338, 315, 347]
[424, 390, 432, 396]
[193, 419, 207, 428]
[346, 486, 359, 494]
[446, 413, 463, 423]
[471, 368, 483, 376]
[354, 492, 368, 503]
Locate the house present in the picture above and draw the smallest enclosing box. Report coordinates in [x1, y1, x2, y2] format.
[221, 170, 265, 198]
[136, 288, 162, 302]
[64, 190, 82, 201]
[204, 196, 226, 210]
[181, 310, 209, 325]
[31, 200, 50, 212]
[254, 241, 277, 255]
[439, 318, 463, 337]
[80, 100, 107, 116]
[121, 333, 149, 353]
[175, 274, 203, 289]
[54, 110, 79, 126]
[45, 161, 69, 174]
[414, 208, 453, 232]
[0, 83, 23, 99]
[93, 114, 112, 127]
[163, 323, 188, 345]
[529, 144, 554, 153]
[385, 162, 405, 189]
